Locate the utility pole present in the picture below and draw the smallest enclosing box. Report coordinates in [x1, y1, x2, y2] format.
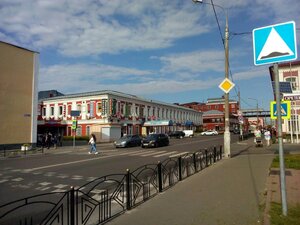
[223, 12, 231, 158]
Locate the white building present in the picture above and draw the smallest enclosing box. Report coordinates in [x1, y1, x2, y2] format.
[269, 60, 300, 141]
[38, 90, 203, 142]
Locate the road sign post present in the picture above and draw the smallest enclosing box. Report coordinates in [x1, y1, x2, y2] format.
[252, 21, 297, 216]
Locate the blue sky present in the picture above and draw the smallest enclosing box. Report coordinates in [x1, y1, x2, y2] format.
[1, 0, 299, 110]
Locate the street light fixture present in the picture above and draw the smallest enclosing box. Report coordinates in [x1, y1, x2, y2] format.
[192, 0, 231, 158]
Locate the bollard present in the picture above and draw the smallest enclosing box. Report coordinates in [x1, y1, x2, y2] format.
[205, 149, 208, 167]
[219, 145, 223, 160]
[213, 146, 217, 163]
[178, 157, 182, 181]
[126, 169, 131, 210]
[157, 162, 163, 192]
[70, 186, 75, 225]
[193, 153, 197, 172]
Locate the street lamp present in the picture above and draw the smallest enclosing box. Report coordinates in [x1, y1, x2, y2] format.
[192, 0, 231, 158]
[248, 98, 259, 127]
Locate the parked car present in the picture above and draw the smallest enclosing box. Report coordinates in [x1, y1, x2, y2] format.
[183, 130, 194, 138]
[168, 131, 185, 139]
[141, 133, 169, 148]
[200, 130, 218, 136]
[114, 135, 142, 148]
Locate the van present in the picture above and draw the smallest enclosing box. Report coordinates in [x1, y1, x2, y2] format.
[183, 130, 194, 137]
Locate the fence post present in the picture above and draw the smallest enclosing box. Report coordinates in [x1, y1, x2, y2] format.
[157, 161, 163, 192]
[178, 157, 182, 181]
[126, 169, 131, 210]
[193, 153, 197, 172]
[213, 146, 217, 163]
[219, 145, 223, 160]
[70, 186, 75, 225]
[205, 149, 208, 167]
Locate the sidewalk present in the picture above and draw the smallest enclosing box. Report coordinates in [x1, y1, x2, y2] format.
[106, 139, 299, 225]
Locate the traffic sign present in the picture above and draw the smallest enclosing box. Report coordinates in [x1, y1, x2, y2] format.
[219, 78, 235, 93]
[270, 101, 291, 119]
[253, 21, 297, 65]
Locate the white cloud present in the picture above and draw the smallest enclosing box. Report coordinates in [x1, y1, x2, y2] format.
[158, 50, 224, 75]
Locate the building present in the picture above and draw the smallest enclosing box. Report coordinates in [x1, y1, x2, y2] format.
[181, 97, 239, 131]
[269, 60, 300, 138]
[0, 41, 39, 150]
[38, 90, 203, 142]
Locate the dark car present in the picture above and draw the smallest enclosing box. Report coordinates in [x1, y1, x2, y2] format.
[168, 131, 185, 139]
[114, 135, 142, 148]
[141, 133, 169, 148]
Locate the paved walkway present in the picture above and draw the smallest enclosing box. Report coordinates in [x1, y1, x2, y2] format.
[106, 139, 300, 225]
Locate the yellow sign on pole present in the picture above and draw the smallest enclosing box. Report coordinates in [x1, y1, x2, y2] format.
[219, 78, 235, 93]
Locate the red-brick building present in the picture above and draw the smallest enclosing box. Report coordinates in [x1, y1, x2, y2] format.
[181, 97, 239, 131]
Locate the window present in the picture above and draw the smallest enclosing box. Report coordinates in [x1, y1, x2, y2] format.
[86, 126, 90, 136]
[77, 104, 81, 112]
[285, 77, 297, 90]
[102, 99, 108, 115]
[59, 106, 63, 115]
[42, 108, 46, 116]
[97, 102, 102, 113]
[87, 104, 90, 114]
[50, 107, 54, 116]
[76, 126, 82, 136]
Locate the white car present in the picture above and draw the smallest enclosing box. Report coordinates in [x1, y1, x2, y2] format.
[201, 130, 218, 136]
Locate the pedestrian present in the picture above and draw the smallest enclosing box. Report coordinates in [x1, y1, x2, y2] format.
[254, 127, 262, 143]
[88, 134, 98, 154]
[46, 132, 52, 149]
[53, 134, 58, 149]
[264, 129, 271, 146]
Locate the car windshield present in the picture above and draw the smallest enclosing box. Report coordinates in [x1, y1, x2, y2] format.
[146, 134, 158, 140]
[119, 136, 132, 140]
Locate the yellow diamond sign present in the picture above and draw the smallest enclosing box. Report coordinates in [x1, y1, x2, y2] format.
[219, 78, 235, 93]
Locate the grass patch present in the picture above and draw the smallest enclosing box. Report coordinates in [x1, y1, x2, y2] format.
[270, 202, 300, 225]
[271, 154, 300, 170]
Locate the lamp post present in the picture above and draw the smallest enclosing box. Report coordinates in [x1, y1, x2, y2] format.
[192, 0, 231, 157]
[248, 98, 259, 127]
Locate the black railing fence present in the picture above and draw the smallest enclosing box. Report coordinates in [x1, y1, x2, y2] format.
[0, 146, 222, 225]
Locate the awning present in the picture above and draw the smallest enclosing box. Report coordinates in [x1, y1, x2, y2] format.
[143, 120, 173, 126]
[185, 121, 194, 126]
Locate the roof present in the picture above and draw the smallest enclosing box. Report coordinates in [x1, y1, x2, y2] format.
[41, 90, 201, 113]
[0, 40, 39, 54]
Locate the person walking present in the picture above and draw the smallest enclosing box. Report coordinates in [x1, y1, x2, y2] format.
[264, 129, 271, 146]
[88, 134, 98, 154]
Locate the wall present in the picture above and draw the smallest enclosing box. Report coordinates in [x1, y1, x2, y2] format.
[0, 42, 39, 147]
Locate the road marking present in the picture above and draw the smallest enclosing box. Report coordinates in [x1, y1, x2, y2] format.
[168, 152, 189, 158]
[153, 151, 178, 157]
[140, 151, 166, 157]
[129, 150, 154, 156]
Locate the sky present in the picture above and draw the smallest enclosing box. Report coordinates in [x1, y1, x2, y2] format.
[1, 0, 299, 110]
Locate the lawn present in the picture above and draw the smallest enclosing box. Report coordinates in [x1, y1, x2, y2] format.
[269, 154, 300, 225]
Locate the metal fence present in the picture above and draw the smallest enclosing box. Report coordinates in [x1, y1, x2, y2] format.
[0, 146, 222, 225]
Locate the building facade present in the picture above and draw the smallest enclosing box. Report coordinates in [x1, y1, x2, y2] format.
[0, 41, 39, 149]
[181, 97, 239, 131]
[269, 60, 300, 139]
[38, 90, 203, 142]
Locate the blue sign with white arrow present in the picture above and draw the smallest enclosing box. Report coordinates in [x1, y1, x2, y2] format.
[253, 21, 297, 66]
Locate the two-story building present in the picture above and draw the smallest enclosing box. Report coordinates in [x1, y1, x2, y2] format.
[269, 60, 300, 138]
[181, 97, 239, 131]
[38, 90, 203, 142]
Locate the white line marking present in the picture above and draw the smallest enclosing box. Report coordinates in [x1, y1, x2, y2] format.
[168, 152, 189, 158]
[129, 150, 154, 156]
[140, 151, 166, 157]
[153, 151, 178, 157]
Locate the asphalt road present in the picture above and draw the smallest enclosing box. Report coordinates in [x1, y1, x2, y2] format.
[0, 135, 239, 205]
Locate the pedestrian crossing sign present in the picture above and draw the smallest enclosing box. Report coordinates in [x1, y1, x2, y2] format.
[270, 101, 291, 119]
[253, 21, 297, 66]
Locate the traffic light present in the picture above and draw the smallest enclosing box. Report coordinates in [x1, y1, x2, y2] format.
[72, 120, 77, 130]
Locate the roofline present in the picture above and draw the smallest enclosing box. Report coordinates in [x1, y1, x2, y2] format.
[0, 40, 39, 54]
[40, 90, 201, 113]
